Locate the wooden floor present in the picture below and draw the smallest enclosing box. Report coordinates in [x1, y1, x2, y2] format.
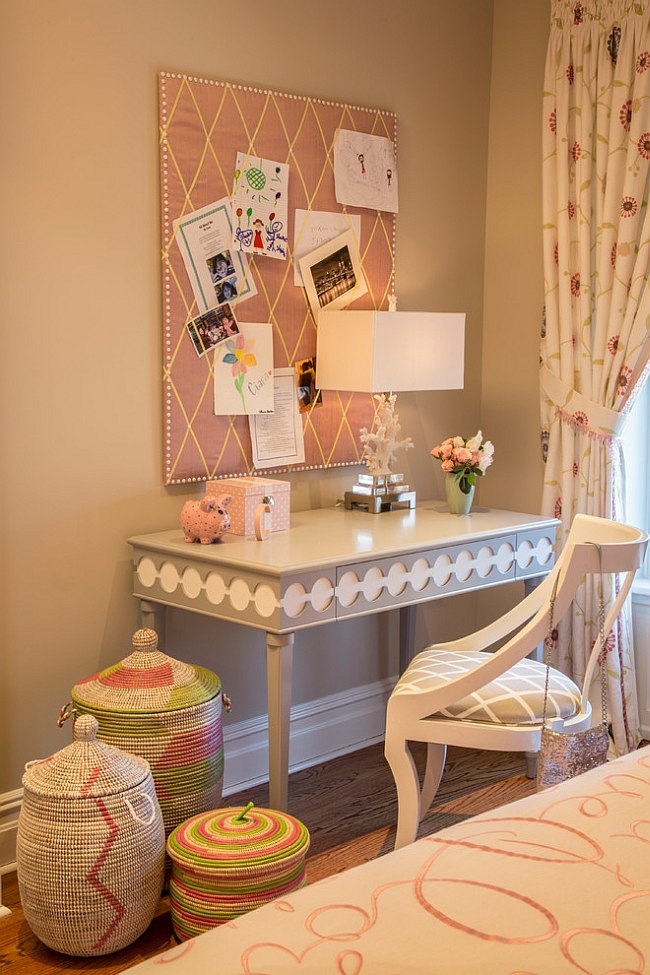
[1, 743, 535, 974]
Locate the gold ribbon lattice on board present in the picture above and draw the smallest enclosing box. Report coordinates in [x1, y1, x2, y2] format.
[159, 72, 396, 484]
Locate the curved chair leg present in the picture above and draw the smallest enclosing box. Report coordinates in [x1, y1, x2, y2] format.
[385, 735, 421, 850]
[525, 750, 538, 779]
[420, 743, 447, 818]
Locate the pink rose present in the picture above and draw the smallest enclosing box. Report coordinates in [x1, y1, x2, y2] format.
[455, 447, 472, 463]
[441, 459, 455, 472]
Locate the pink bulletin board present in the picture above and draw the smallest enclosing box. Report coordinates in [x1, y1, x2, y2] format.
[159, 72, 396, 485]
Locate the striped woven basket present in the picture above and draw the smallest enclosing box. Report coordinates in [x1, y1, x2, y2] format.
[167, 803, 310, 940]
[67, 628, 227, 850]
[17, 714, 165, 956]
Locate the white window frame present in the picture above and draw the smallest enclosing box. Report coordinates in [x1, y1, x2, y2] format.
[623, 377, 650, 587]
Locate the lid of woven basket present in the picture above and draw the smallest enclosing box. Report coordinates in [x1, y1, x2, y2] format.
[167, 803, 310, 874]
[70, 628, 221, 713]
[22, 714, 150, 798]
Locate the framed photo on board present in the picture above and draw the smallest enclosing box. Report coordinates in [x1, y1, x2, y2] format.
[299, 229, 368, 323]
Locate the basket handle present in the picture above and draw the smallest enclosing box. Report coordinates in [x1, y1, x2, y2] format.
[124, 792, 157, 826]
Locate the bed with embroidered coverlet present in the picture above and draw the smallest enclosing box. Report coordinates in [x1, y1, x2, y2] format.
[124, 746, 650, 974]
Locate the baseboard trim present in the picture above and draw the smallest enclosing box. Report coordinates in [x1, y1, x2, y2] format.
[222, 676, 393, 795]
[0, 677, 393, 872]
[0, 791, 22, 913]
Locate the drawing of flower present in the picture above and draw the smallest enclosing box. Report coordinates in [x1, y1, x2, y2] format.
[222, 334, 257, 411]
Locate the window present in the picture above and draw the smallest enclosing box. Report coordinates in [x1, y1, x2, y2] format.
[623, 377, 650, 581]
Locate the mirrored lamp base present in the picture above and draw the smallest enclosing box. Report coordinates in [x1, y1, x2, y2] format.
[344, 473, 416, 514]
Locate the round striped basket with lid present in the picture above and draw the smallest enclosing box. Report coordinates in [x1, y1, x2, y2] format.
[167, 803, 310, 940]
[17, 714, 165, 956]
[68, 628, 227, 847]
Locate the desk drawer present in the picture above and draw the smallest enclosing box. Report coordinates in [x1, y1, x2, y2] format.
[335, 535, 519, 618]
[514, 527, 556, 579]
[132, 550, 338, 632]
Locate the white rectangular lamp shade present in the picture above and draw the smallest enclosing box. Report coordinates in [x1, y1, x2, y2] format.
[316, 310, 465, 392]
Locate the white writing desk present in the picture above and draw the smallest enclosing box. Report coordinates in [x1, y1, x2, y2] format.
[129, 503, 558, 810]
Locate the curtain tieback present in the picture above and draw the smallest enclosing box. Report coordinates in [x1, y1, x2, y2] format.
[540, 365, 627, 442]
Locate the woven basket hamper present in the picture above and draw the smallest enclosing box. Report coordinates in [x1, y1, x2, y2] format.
[68, 628, 226, 848]
[167, 803, 310, 940]
[17, 714, 165, 956]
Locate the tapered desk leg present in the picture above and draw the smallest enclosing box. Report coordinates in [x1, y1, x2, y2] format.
[523, 576, 544, 778]
[399, 604, 417, 673]
[139, 599, 166, 646]
[266, 631, 294, 811]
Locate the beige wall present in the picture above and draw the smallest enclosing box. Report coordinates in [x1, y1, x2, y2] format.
[0, 0, 548, 797]
[482, 0, 549, 513]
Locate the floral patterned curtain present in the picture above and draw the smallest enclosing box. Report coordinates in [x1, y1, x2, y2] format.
[541, 0, 650, 753]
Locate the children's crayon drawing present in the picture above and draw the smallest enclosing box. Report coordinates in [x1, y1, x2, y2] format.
[333, 129, 399, 213]
[214, 322, 274, 415]
[231, 154, 289, 260]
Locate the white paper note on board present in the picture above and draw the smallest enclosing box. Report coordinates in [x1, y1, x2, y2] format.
[333, 129, 398, 213]
[173, 198, 257, 312]
[249, 369, 305, 468]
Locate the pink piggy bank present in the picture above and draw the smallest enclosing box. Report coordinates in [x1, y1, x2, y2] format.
[180, 494, 232, 544]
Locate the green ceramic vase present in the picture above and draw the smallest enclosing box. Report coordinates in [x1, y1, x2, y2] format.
[445, 474, 475, 515]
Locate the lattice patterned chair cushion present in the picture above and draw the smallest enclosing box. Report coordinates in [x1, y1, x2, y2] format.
[393, 649, 581, 725]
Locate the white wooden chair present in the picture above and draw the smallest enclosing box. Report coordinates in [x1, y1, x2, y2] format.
[385, 514, 648, 849]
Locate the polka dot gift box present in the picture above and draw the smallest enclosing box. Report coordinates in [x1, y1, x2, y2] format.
[205, 476, 290, 536]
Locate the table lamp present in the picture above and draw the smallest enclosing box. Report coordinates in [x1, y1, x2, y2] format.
[316, 309, 465, 512]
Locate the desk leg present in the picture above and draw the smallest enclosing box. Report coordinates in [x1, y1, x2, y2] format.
[399, 604, 417, 673]
[524, 578, 544, 663]
[523, 577, 544, 778]
[139, 600, 166, 646]
[266, 632, 294, 811]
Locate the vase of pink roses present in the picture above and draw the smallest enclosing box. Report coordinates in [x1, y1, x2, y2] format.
[431, 430, 494, 515]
